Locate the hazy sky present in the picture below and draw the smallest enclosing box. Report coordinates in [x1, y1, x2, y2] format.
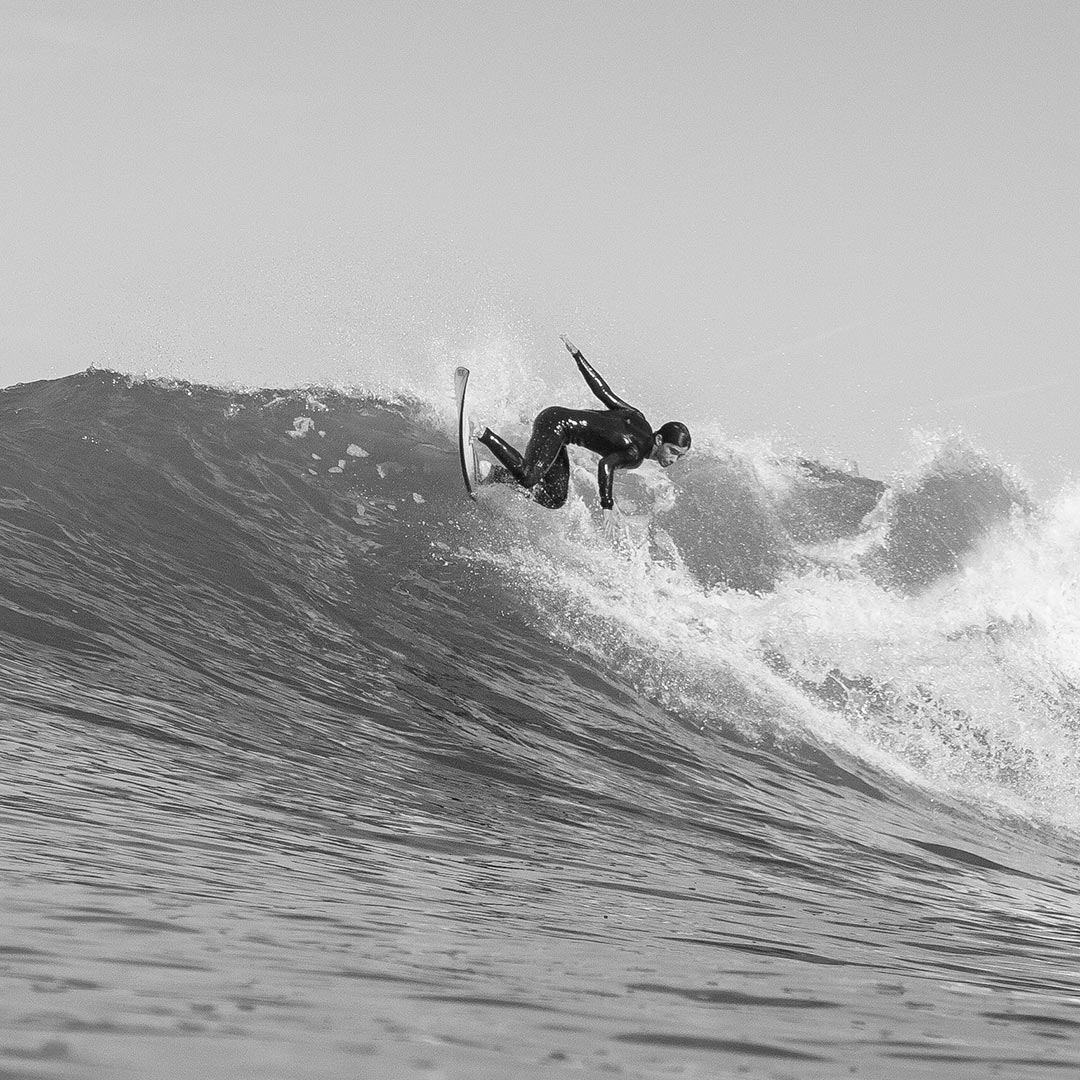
[2, 1, 1078, 487]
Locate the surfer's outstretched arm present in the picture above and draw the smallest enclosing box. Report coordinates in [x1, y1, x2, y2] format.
[560, 335, 632, 411]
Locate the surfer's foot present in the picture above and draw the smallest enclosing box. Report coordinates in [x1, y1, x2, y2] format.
[470, 423, 487, 444]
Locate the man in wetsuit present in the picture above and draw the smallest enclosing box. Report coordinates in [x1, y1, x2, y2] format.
[475, 335, 691, 537]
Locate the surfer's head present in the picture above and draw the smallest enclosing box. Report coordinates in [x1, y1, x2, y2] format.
[653, 422, 691, 468]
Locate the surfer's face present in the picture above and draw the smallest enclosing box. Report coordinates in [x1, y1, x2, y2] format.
[656, 442, 688, 468]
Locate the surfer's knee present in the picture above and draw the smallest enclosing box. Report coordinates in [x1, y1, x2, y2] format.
[532, 478, 568, 508]
[519, 464, 545, 489]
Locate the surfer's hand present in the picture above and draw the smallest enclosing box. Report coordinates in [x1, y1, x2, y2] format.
[601, 506, 627, 546]
[560, 334, 580, 357]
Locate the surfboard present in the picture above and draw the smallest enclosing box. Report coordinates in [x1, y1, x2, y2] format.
[454, 366, 481, 499]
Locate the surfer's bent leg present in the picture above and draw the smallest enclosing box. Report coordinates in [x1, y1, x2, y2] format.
[531, 445, 570, 509]
[519, 407, 571, 488]
[477, 428, 526, 481]
[478, 408, 570, 491]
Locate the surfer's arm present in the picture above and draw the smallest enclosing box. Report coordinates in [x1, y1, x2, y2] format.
[560, 335, 632, 411]
[596, 450, 637, 510]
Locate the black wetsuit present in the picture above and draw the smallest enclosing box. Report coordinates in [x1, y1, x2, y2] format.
[478, 346, 654, 510]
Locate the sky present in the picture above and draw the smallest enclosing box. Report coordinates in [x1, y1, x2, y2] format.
[2, 1, 1078, 489]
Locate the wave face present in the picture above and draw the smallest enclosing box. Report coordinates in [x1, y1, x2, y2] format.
[4, 370, 1080, 1079]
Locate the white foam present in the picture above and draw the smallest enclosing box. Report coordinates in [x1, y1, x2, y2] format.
[287, 416, 315, 438]
[465, 444, 1080, 829]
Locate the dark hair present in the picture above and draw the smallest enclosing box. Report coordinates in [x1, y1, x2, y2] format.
[656, 421, 691, 449]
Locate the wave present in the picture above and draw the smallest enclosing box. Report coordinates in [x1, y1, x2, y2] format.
[2, 368, 1079, 834]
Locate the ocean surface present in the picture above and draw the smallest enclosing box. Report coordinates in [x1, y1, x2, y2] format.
[3, 369, 1080, 1080]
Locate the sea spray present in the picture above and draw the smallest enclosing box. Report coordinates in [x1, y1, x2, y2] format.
[466, 424, 1080, 825]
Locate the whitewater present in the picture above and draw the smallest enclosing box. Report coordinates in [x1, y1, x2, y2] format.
[3, 367, 1080, 1079]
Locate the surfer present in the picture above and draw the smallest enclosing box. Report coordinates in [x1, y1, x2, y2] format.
[474, 336, 691, 537]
